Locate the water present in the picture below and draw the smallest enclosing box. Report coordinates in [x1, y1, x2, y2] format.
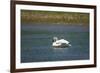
[21, 24, 89, 63]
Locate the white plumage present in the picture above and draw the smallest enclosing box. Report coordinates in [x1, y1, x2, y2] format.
[52, 37, 71, 48]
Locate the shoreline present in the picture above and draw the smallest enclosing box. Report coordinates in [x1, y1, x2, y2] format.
[21, 22, 89, 27]
[21, 10, 89, 26]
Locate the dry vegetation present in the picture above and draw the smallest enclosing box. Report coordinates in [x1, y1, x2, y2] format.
[21, 10, 89, 25]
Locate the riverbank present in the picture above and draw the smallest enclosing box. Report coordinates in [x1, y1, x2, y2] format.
[21, 10, 89, 26]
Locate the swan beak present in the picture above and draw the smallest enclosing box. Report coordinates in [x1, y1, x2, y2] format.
[69, 44, 71, 46]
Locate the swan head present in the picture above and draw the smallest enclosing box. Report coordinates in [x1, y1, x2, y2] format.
[52, 37, 58, 42]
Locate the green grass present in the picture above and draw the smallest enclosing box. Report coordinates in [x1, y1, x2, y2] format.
[21, 10, 89, 26]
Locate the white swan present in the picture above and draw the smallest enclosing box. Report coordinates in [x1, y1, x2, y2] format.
[52, 37, 71, 48]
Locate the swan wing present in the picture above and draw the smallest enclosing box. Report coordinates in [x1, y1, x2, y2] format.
[56, 39, 69, 44]
[52, 42, 61, 46]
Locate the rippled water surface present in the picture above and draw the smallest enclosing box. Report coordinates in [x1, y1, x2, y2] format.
[21, 24, 89, 63]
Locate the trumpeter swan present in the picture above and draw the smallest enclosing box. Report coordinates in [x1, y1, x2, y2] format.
[52, 37, 71, 48]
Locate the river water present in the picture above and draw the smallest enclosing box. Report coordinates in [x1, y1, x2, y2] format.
[21, 24, 89, 63]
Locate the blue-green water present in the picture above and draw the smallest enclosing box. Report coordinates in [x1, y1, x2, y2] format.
[21, 24, 89, 63]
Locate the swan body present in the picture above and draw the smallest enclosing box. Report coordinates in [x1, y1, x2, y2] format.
[52, 37, 71, 48]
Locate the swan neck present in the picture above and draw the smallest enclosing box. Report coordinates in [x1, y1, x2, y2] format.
[53, 37, 58, 42]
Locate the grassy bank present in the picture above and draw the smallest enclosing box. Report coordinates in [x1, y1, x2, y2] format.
[21, 10, 89, 26]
